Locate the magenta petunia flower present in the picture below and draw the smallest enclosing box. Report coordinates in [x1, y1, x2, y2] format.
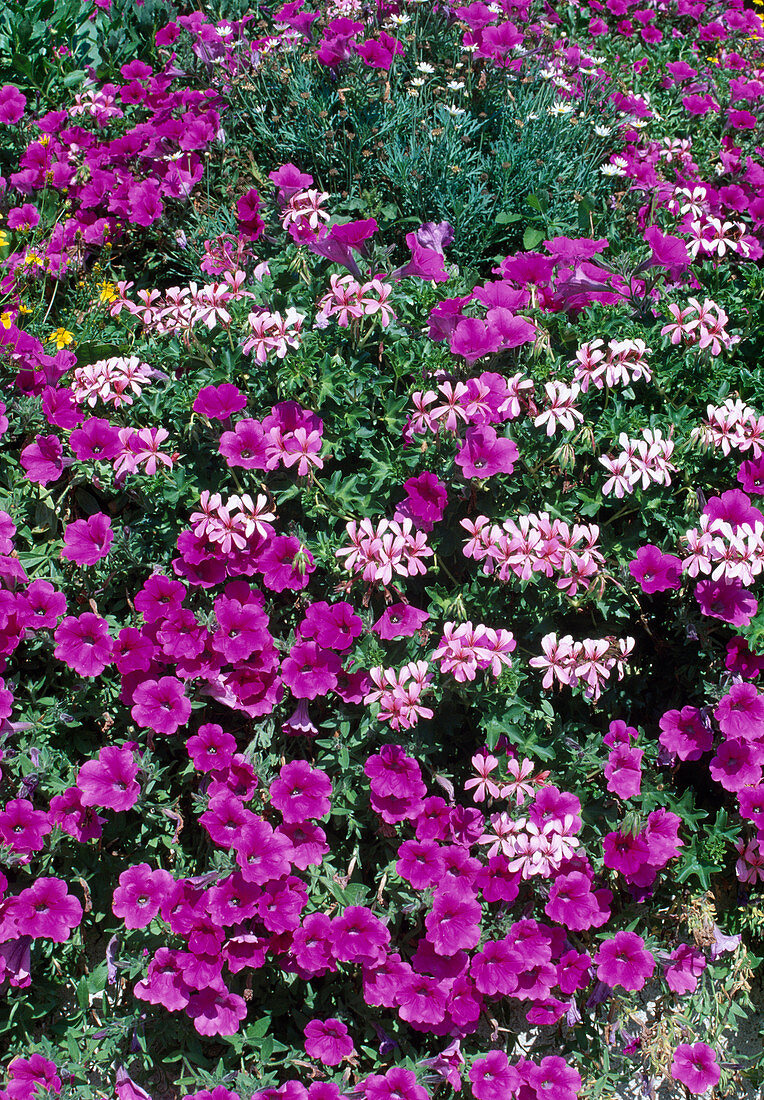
[664, 943, 706, 995]
[129, 179, 164, 227]
[364, 1069, 428, 1100]
[258, 536, 315, 592]
[219, 418, 269, 469]
[278, 821, 329, 869]
[186, 723, 236, 772]
[0, 84, 26, 125]
[77, 745, 141, 811]
[455, 425, 518, 480]
[131, 676, 191, 735]
[298, 600, 362, 651]
[397, 472, 448, 531]
[602, 829, 651, 877]
[529, 1057, 581, 1100]
[42, 385, 83, 430]
[595, 930, 655, 991]
[670, 1042, 721, 1094]
[304, 1018, 355, 1065]
[6, 1054, 61, 1098]
[0, 797, 52, 853]
[704, 489, 763, 529]
[468, 1051, 518, 1100]
[604, 743, 644, 799]
[726, 636, 764, 679]
[396, 838, 444, 891]
[7, 203, 39, 230]
[236, 187, 264, 239]
[695, 578, 757, 626]
[69, 418, 122, 461]
[643, 226, 690, 271]
[425, 883, 482, 955]
[331, 905, 390, 967]
[53, 613, 113, 677]
[737, 455, 764, 496]
[20, 434, 65, 485]
[270, 760, 332, 823]
[709, 738, 762, 792]
[193, 383, 247, 420]
[629, 544, 682, 593]
[186, 982, 248, 1036]
[49, 786, 104, 842]
[449, 317, 501, 362]
[372, 602, 429, 640]
[658, 706, 712, 761]
[14, 877, 83, 942]
[470, 938, 521, 996]
[212, 596, 269, 662]
[134, 573, 186, 623]
[714, 682, 764, 741]
[115, 1066, 153, 1100]
[544, 871, 604, 931]
[281, 641, 341, 699]
[112, 862, 174, 929]
[61, 513, 114, 566]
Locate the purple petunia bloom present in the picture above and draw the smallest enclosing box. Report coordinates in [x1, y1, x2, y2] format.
[0, 85, 26, 125]
[670, 1042, 721, 1095]
[449, 317, 501, 362]
[20, 434, 65, 485]
[53, 613, 113, 677]
[455, 425, 518, 479]
[61, 513, 114, 566]
[281, 641, 341, 699]
[629, 544, 682, 593]
[14, 877, 82, 943]
[77, 745, 141, 811]
[193, 384, 247, 420]
[372, 603, 429, 640]
[695, 578, 758, 626]
[595, 930, 655, 991]
[396, 472, 448, 531]
[304, 1018, 355, 1066]
[131, 676, 191, 735]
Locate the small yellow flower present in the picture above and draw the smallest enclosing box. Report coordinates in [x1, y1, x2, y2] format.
[97, 280, 117, 304]
[0, 311, 13, 330]
[0, 231, 8, 248]
[18, 303, 32, 314]
[24, 251, 43, 266]
[48, 327, 75, 349]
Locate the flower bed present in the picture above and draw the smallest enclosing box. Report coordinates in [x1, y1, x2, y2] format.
[1, 0, 764, 1096]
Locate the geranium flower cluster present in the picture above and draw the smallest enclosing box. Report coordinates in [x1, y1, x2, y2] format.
[70, 354, 154, 409]
[599, 428, 677, 498]
[680, 490, 764, 589]
[365, 661, 434, 731]
[569, 337, 652, 391]
[336, 518, 433, 587]
[529, 633, 635, 702]
[432, 622, 516, 682]
[315, 274, 395, 329]
[692, 397, 764, 458]
[408, 372, 531, 437]
[242, 307, 305, 361]
[461, 512, 605, 597]
[660, 298, 739, 356]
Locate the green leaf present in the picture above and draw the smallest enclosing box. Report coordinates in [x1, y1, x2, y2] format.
[523, 226, 545, 249]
